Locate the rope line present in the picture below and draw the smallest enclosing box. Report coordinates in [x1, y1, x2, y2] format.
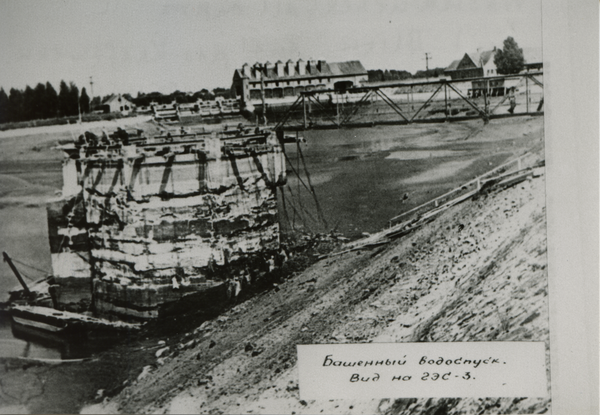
[297, 142, 328, 229]
[285, 185, 315, 233]
[11, 258, 51, 276]
[279, 185, 294, 232]
[285, 185, 316, 232]
[283, 152, 313, 195]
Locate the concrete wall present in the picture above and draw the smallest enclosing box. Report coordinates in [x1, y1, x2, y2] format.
[46, 192, 93, 311]
[48, 134, 286, 320]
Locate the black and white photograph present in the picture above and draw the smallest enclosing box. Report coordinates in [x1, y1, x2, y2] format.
[0, 1, 596, 414]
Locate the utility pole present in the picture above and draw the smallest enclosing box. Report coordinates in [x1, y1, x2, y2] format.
[260, 70, 267, 126]
[425, 53, 431, 71]
[89, 76, 94, 111]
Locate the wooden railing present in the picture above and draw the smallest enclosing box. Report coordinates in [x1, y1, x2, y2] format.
[388, 153, 534, 228]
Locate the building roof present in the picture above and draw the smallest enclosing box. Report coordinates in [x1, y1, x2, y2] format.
[444, 49, 496, 73]
[327, 61, 367, 76]
[103, 94, 134, 105]
[233, 60, 367, 82]
[468, 50, 495, 67]
[445, 59, 461, 71]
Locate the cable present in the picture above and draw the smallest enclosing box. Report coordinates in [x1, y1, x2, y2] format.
[297, 142, 328, 229]
[279, 185, 294, 232]
[285, 185, 316, 233]
[11, 258, 51, 276]
[282, 151, 313, 196]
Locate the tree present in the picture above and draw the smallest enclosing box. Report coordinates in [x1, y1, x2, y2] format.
[68, 82, 79, 116]
[33, 83, 46, 120]
[8, 88, 24, 122]
[194, 89, 214, 102]
[44, 82, 58, 118]
[390, 70, 412, 80]
[494, 37, 525, 75]
[80, 87, 90, 113]
[213, 87, 233, 100]
[58, 80, 70, 117]
[0, 88, 9, 123]
[23, 85, 35, 121]
[367, 70, 383, 82]
[90, 96, 102, 111]
[414, 67, 445, 79]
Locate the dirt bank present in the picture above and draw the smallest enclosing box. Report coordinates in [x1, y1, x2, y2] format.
[84, 165, 549, 414]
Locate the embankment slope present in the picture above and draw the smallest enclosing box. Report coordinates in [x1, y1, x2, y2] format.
[92, 163, 549, 414]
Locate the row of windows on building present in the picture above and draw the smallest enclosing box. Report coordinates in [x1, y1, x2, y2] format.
[249, 84, 329, 100]
[454, 68, 483, 79]
[454, 68, 497, 79]
[249, 78, 331, 89]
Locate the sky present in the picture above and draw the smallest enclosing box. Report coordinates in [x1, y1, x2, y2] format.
[0, 0, 543, 97]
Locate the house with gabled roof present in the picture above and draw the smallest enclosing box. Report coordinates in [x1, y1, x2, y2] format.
[231, 59, 368, 105]
[445, 46, 543, 80]
[444, 48, 498, 80]
[444, 46, 543, 97]
[101, 94, 135, 115]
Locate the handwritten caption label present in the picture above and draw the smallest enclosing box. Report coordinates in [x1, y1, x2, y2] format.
[297, 342, 546, 399]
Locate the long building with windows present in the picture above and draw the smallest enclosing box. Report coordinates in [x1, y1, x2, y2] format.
[231, 59, 368, 106]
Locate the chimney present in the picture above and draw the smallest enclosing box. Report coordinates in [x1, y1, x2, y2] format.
[297, 59, 305, 75]
[252, 62, 262, 79]
[242, 63, 250, 78]
[286, 59, 295, 75]
[276, 60, 284, 77]
[307, 59, 316, 73]
[317, 60, 326, 72]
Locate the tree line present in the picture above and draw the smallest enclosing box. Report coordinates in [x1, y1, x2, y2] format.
[0, 82, 234, 124]
[0, 81, 91, 124]
[367, 67, 446, 83]
[133, 87, 233, 107]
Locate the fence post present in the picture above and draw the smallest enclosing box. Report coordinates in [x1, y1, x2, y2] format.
[303, 95, 307, 129]
[526, 76, 529, 113]
[444, 82, 448, 121]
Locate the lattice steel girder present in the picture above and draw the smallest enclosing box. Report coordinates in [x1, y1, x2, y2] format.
[373, 89, 410, 122]
[526, 74, 544, 89]
[306, 94, 340, 127]
[274, 95, 304, 130]
[490, 94, 510, 114]
[298, 72, 543, 96]
[272, 72, 544, 129]
[410, 84, 444, 122]
[341, 89, 375, 125]
[446, 82, 486, 118]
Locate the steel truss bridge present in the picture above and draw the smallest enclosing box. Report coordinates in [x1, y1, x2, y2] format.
[273, 72, 543, 131]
